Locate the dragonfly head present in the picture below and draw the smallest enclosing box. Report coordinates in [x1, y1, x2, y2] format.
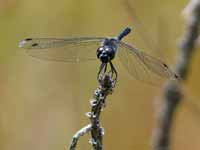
[97, 46, 115, 63]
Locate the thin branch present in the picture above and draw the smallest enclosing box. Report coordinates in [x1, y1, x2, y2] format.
[88, 74, 115, 150]
[152, 0, 200, 150]
[68, 73, 116, 150]
[69, 124, 92, 150]
[123, 0, 200, 149]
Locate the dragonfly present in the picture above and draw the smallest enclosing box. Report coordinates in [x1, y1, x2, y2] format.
[19, 27, 179, 85]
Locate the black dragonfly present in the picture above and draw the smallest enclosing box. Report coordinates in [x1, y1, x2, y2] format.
[19, 27, 179, 84]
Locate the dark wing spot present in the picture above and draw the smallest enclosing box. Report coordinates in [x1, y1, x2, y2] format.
[163, 63, 168, 68]
[32, 43, 38, 47]
[25, 38, 32, 41]
[174, 74, 179, 79]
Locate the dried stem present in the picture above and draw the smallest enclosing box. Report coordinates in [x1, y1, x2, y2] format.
[152, 0, 200, 150]
[89, 74, 115, 150]
[68, 73, 116, 150]
[69, 124, 92, 150]
[123, 0, 200, 149]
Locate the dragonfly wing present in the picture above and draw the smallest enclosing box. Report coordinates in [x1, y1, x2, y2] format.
[118, 41, 179, 85]
[19, 37, 105, 62]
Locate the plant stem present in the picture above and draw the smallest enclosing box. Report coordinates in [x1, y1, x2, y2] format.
[69, 74, 116, 150]
[152, 1, 200, 150]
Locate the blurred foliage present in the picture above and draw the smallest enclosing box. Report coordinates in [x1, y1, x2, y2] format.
[0, 0, 200, 150]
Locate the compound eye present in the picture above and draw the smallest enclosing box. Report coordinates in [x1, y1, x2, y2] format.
[98, 47, 104, 51]
[105, 47, 110, 51]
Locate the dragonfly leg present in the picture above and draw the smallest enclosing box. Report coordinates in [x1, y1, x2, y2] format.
[109, 61, 117, 82]
[97, 61, 117, 86]
[97, 63, 106, 80]
[104, 63, 108, 73]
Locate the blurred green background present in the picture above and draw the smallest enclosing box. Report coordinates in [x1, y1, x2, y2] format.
[1, 0, 200, 150]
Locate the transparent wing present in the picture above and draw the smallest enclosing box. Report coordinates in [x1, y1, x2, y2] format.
[19, 37, 105, 62]
[118, 41, 179, 85]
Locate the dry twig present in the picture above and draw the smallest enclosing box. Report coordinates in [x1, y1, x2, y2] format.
[123, 0, 200, 149]
[152, 0, 200, 150]
[69, 74, 116, 150]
